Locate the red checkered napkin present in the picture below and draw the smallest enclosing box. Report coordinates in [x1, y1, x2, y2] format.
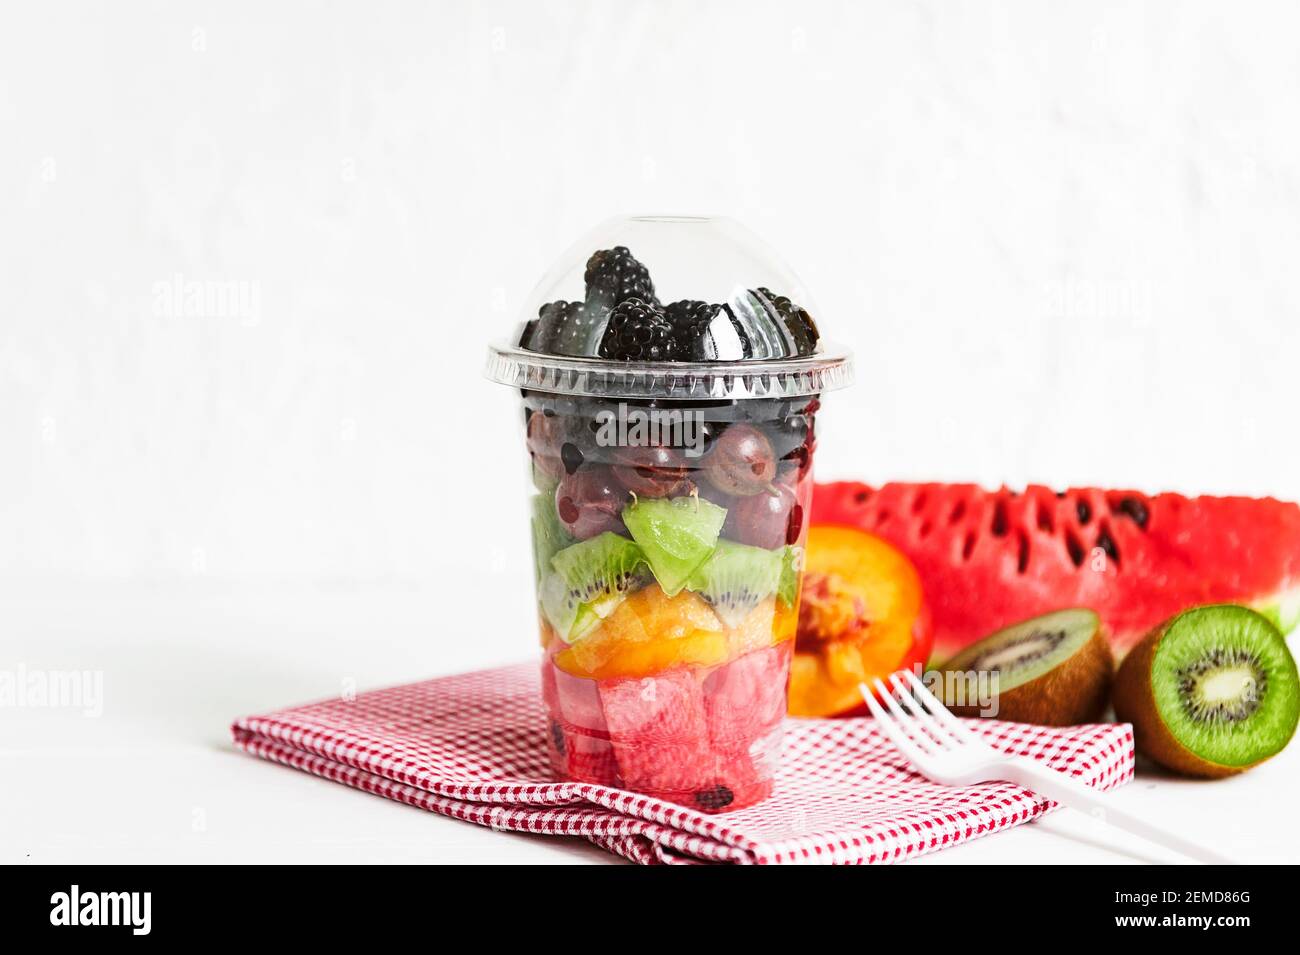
[231, 662, 1134, 865]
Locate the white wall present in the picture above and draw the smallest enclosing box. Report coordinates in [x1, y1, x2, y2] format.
[4, 0, 1299, 593]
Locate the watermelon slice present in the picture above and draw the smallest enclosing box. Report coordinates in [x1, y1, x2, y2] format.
[598, 668, 714, 801]
[594, 645, 792, 812]
[540, 659, 564, 777]
[812, 482, 1300, 661]
[545, 660, 620, 785]
[701, 640, 791, 805]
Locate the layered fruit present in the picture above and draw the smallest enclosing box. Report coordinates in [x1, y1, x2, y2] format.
[529, 407, 813, 812]
[520, 244, 820, 813]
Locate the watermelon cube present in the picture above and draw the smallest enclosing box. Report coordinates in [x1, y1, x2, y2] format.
[594, 644, 793, 813]
[598, 668, 714, 801]
[701, 641, 792, 796]
[703, 640, 792, 748]
[545, 661, 619, 786]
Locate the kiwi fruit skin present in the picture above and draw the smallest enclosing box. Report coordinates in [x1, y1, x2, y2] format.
[942, 609, 1113, 726]
[1114, 605, 1300, 778]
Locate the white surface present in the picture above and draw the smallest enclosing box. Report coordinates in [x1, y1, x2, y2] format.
[3, 586, 1297, 865]
[3, 2, 1300, 863]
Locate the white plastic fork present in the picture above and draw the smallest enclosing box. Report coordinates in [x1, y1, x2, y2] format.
[859, 670, 1235, 865]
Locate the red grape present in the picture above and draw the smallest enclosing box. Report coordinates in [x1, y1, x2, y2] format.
[611, 444, 691, 497]
[703, 423, 776, 497]
[555, 467, 628, 539]
[527, 412, 567, 480]
[725, 483, 796, 549]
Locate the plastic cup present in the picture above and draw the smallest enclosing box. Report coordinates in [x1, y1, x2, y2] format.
[486, 216, 853, 813]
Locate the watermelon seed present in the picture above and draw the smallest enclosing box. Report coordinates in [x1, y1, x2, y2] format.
[961, 532, 976, 562]
[694, 785, 735, 811]
[1118, 496, 1150, 529]
[991, 500, 1009, 536]
[1017, 532, 1030, 574]
[853, 489, 870, 505]
[949, 500, 967, 524]
[1076, 499, 1092, 524]
[1065, 531, 1085, 567]
[1096, 526, 1120, 566]
[919, 520, 933, 539]
[912, 492, 928, 514]
[1036, 504, 1054, 533]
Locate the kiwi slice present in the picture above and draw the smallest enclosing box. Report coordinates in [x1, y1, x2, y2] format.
[541, 532, 646, 642]
[777, 545, 802, 609]
[938, 608, 1113, 725]
[686, 540, 783, 627]
[530, 493, 574, 585]
[622, 494, 727, 596]
[1114, 605, 1300, 778]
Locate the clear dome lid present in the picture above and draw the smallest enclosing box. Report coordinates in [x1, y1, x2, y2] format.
[484, 216, 853, 400]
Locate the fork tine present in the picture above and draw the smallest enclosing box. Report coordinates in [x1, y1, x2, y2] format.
[872, 677, 937, 757]
[858, 681, 930, 767]
[898, 669, 983, 746]
[887, 672, 960, 750]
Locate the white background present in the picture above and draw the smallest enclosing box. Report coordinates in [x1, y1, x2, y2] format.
[3, 1, 1299, 864]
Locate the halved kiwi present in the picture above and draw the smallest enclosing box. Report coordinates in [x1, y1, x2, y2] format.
[937, 608, 1113, 725]
[1114, 605, 1300, 778]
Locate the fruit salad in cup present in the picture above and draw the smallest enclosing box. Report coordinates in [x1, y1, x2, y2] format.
[486, 220, 853, 813]
[529, 393, 814, 811]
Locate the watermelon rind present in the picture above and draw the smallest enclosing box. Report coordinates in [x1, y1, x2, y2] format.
[1257, 586, 1300, 639]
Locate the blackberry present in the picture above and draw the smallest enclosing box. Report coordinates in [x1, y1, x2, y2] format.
[598, 297, 676, 361]
[664, 299, 718, 330]
[755, 287, 819, 356]
[665, 300, 752, 360]
[665, 299, 719, 361]
[531, 300, 606, 356]
[585, 246, 658, 309]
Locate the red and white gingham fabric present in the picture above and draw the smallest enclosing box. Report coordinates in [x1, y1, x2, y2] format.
[231, 662, 1134, 865]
